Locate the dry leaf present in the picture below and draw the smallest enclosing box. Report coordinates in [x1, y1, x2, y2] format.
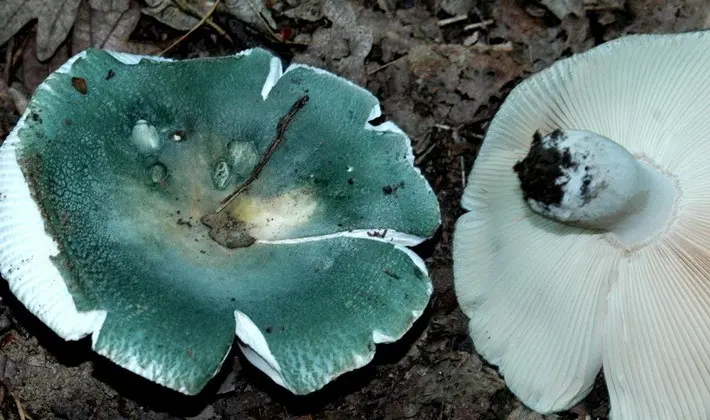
[441, 0, 475, 15]
[540, 0, 584, 18]
[143, 0, 276, 34]
[224, 0, 277, 32]
[283, 0, 325, 22]
[292, 0, 373, 84]
[1, 79, 19, 142]
[0, 0, 82, 61]
[72, 0, 155, 55]
[142, 0, 215, 31]
[21, 38, 70, 92]
[492, 0, 548, 42]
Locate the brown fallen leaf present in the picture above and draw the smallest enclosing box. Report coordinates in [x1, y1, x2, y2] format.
[283, 0, 325, 22]
[21, 37, 70, 93]
[292, 0, 373, 85]
[72, 0, 157, 55]
[142, 0, 214, 31]
[540, 0, 584, 19]
[0, 0, 82, 61]
[1, 79, 19, 142]
[143, 0, 276, 36]
[408, 43, 522, 109]
[440, 0, 475, 15]
[492, 0, 548, 42]
[560, 14, 594, 54]
[223, 0, 278, 33]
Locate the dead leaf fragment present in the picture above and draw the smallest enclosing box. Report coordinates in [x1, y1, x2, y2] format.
[21, 38, 70, 93]
[143, 0, 276, 37]
[441, 0, 475, 15]
[0, 0, 82, 61]
[283, 0, 325, 22]
[1, 80, 20, 141]
[493, 0, 547, 42]
[224, 0, 278, 32]
[292, 0, 373, 84]
[72, 0, 155, 55]
[7, 83, 27, 116]
[560, 14, 594, 53]
[142, 0, 214, 31]
[540, 0, 584, 19]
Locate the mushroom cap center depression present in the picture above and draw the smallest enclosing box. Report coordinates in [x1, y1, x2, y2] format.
[514, 129, 679, 250]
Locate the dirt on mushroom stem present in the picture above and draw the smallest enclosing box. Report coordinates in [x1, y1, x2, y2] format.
[513, 130, 572, 208]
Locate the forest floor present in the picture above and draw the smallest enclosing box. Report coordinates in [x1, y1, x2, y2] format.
[0, 0, 708, 419]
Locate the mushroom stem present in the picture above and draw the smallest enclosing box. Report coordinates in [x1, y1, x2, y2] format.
[514, 129, 677, 246]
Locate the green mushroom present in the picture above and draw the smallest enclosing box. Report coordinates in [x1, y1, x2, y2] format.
[0, 48, 440, 395]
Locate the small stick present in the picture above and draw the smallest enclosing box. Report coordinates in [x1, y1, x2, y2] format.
[11, 391, 27, 420]
[452, 128, 466, 189]
[438, 14, 468, 26]
[470, 41, 513, 52]
[216, 95, 310, 212]
[463, 19, 494, 31]
[368, 54, 408, 75]
[414, 142, 436, 165]
[160, 0, 222, 56]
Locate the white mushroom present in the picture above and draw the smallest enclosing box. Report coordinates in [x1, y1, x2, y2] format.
[453, 31, 710, 419]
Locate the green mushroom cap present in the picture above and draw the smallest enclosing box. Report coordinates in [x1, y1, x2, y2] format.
[0, 48, 440, 395]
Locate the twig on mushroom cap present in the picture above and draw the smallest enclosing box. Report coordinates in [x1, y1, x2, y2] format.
[200, 94, 310, 249]
[216, 94, 310, 214]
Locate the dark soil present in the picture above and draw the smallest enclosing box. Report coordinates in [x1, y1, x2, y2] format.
[514, 130, 571, 206]
[0, 1, 708, 419]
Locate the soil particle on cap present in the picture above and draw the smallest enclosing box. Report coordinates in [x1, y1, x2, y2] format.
[580, 169, 594, 203]
[382, 181, 406, 195]
[201, 211, 256, 249]
[513, 130, 576, 206]
[71, 77, 87, 95]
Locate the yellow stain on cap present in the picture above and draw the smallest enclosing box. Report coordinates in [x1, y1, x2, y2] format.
[229, 188, 318, 240]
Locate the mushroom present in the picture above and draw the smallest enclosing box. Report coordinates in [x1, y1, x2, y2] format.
[0, 48, 440, 395]
[453, 31, 710, 418]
